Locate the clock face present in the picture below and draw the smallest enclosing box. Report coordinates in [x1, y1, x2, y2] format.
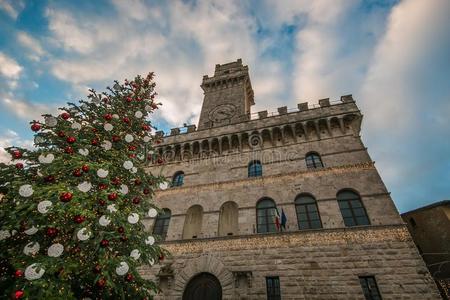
[209, 104, 236, 122]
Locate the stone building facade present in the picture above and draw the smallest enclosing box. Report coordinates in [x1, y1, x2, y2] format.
[402, 200, 450, 299]
[142, 59, 440, 299]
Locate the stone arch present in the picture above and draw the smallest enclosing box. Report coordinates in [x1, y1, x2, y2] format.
[210, 138, 220, 156]
[218, 201, 239, 236]
[283, 125, 295, 144]
[182, 205, 203, 239]
[173, 254, 234, 296]
[221, 136, 230, 154]
[261, 128, 272, 148]
[272, 127, 283, 146]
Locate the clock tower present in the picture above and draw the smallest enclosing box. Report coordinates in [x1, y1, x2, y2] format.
[198, 59, 254, 130]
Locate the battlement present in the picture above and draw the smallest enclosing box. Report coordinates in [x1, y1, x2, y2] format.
[155, 94, 357, 139]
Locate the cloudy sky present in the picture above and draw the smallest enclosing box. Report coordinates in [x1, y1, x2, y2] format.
[0, 0, 449, 212]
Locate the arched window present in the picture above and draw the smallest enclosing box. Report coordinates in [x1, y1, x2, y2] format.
[172, 171, 184, 187]
[248, 160, 262, 177]
[152, 209, 171, 240]
[256, 198, 277, 233]
[337, 190, 370, 227]
[218, 201, 239, 236]
[305, 152, 324, 169]
[295, 194, 322, 230]
[182, 205, 203, 239]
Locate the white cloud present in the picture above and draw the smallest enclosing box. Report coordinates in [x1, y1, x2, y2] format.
[17, 31, 46, 61]
[0, 0, 24, 19]
[1, 96, 55, 121]
[0, 52, 22, 79]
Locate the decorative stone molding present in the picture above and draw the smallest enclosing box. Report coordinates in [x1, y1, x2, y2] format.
[162, 225, 411, 255]
[232, 271, 253, 288]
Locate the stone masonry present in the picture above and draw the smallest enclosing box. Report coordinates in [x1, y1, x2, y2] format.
[141, 59, 440, 299]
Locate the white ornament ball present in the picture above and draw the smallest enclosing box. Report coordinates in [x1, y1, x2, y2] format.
[97, 169, 109, 178]
[125, 134, 134, 143]
[130, 249, 141, 260]
[77, 228, 91, 241]
[113, 114, 119, 119]
[127, 213, 139, 224]
[101, 140, 112, 150]
[71, 122, 82, 130]
[130, 167, 137, 174]
[77, 181, 92, 193]
[123, 161, 133, 170]
[104, 123, 113, 131]
[145, 105, 152, 112]
[19, 184, 33, 197]
[25, 263, 45, 280]
[37, 200, 52, 214]
[38, 153, 54, 164]
[99, 215, 111, 227]
[134, 111, 143, 118]
[78, 148, 89, 156]
[159, 182, 169, 190]
[45, 116, 58, 127]
[115, 262, 129, 276]
[148, 258, 155, 266]
[143, 136, 151, 143]
[107, 204, 117, 213]
[119, 184, 129, 195]
[48, 243, 64, 257]
[0, 230, 10, 241]
[24, 226, 38, 235]
[23, 242, 40, 256]
[145, 236, 155, 245]
[148, 208, 157, 218]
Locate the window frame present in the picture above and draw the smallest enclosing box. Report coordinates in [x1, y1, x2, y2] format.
[256, 198, 277, 233]
[172, 171, 184, 187]
[295, 194, 322, 230]
[305, 152, 324, 169]
[248, 160, 263, 177]
[359, 276, 382, 300]
[337, 190, 370, 227]
[152, 209, 171, 240]
[266, 276, 281, 300]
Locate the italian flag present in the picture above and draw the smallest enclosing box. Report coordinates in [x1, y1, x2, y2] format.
[274, 208, 281, 231]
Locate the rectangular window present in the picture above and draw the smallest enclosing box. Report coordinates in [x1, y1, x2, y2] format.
[266, 276, 281, 300]
[359, 276, 382, 300]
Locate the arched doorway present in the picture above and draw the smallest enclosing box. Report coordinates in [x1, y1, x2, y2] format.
[182, 272, 222, 300]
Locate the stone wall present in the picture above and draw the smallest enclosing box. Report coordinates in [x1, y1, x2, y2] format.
[140, 226, 441, 299]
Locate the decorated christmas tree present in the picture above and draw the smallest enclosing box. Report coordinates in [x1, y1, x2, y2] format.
[0, 72, 168, 299]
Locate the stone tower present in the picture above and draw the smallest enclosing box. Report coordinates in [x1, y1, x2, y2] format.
[142, 59, 440, 299]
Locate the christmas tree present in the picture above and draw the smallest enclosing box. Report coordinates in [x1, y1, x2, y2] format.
[0, 72, 168, 299]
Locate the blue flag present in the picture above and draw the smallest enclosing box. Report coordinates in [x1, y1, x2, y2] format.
[281, 209, 287, 230]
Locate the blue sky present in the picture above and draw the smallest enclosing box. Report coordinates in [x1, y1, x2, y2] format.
[0, 0, 449, 212]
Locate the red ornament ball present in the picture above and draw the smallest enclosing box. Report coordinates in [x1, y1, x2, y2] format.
[98, 183, 107, 190]
[117, 226, 124, 234]
[31, 123, 41, 132]
[12, 150, 22, 159]
[46, 227, 58, 237]
[58, 131, 65, 137]
[73, 168, 82, 177]
[125, 273, 134, 282]
[134, 179, 142, 185]
[93, 264, 102, 274]
[82, 165, 89, 172]
[126, 96, 132, 103]
[15, 163, 24, 169]
[44, 175, 55, 183]
[120, 235, 128, 242]
[98, 199, 106, 206]
[14, 270, 24, 278]
[142, 124, 150, 131]
[60, 112, 70, 120]
[112, 135, 120, 142]
[129, 154, 136, 158]
[108, 193, 118, 201]
[132, 197, 140, 205]
[103, 113, 113, 121]
[14, 290, 24, 299]
[91, 139, 99, 146]
[73, 215, 85, 224]
[96, 278, 106, 288]
[151, 102, 158, 109]
[66, 136, 76, 144]
[128, 145, 137, 151]
[143, 188, 150, 195]
[60, 192, 73, 202]
[111, 177, 121, 185]
[100, 239, 109, 247]
[123, 117, 130, 124]
[65, 146, 74, 154]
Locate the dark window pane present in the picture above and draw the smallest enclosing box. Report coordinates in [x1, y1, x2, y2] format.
[359, 276, 382, 300]
[310, 220, 322, 229]
[343, 217, 355, 227]
[351, 200, 363, 208]
[341, 208, 352, 217]
[353, 208, 366, 217]
[307, 204, 318, 212]
[299, 221, 310, 229]
[266, 277, 281, 300]
[338, 201, 349, 209]
[298, 213, 308, 221]
[356, 216, 370, 225]
[309, 211, 320, 221]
